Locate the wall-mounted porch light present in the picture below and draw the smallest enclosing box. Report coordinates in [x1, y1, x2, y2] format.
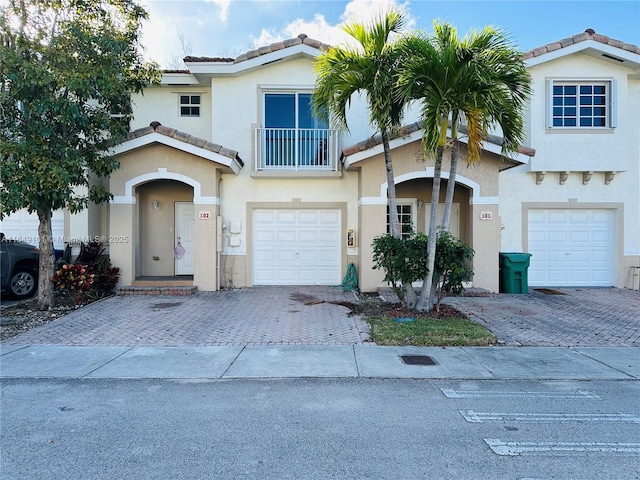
[152, 199, 160, 211]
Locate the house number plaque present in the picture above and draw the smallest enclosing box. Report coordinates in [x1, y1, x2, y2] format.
[480, 211, 493, 221]
[199, 211, 212, 220]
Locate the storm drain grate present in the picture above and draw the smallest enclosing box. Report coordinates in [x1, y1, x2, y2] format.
[400, 355, 437, 366]
[534, 288, 567, 295]
[151, 302, 183, 309]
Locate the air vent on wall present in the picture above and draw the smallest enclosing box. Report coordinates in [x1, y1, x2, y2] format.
[602, 53, 624, 63]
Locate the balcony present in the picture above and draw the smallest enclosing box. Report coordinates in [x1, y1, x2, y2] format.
[254, 128, 340, 175]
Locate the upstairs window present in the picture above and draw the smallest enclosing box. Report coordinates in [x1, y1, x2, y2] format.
[549, 80, 616, 129]
[180, 94, 200, 117]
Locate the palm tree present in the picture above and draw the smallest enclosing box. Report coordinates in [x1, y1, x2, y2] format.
[313, 9, 418, 306]
[398, 22, 531, 311]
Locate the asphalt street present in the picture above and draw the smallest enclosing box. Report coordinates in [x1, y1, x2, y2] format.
[1, 378, 638, 480]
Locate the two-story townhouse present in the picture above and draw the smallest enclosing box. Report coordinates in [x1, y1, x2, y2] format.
[89, 30, 640, 293]
[5, 29, 637, 294]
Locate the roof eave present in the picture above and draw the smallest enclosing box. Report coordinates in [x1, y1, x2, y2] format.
[185, 44, 323, 79]
[109, 132, 243, 175]
[342, 128, 532, 170]
[525, 40, 640, 69]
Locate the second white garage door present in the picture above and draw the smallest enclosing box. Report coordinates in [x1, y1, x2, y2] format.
[528, 209, 614, 287]
[253, 209, 341, 285]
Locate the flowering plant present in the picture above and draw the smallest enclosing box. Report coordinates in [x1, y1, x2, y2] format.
[51, 263, 95, 293]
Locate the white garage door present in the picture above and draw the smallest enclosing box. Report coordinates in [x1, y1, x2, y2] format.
[528, 209, 614, 287]
[0, 208, 65, 249]
[254, 209, 341, 285]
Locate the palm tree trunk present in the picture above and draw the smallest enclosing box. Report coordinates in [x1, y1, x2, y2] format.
[429, 136, 459, 312]
[416, 144, 444, 312]
[382, 132, 417, 308]
[36, 209, 55, 310]
[441, 137, 459, 233]
[383, 132, 401, 240]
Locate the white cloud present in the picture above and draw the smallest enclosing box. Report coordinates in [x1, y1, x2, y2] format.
[250, 13, 350, 48]
[249, 0, 415, 49]
[341, 0, 410, 24]
[205, 0, 231, 23]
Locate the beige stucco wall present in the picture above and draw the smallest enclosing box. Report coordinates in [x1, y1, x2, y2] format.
[131, 86, 212, 142]
[352, 140, 504, 292]
[109, 144, 224, 290]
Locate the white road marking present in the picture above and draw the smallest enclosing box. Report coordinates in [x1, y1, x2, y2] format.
[485, 439, 640, 456]
[441, 388, 601, 399]
[461, 411, 640, 423]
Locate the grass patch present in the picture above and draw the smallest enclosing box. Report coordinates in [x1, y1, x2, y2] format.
[357, 297, 497, 346]
[367, 315, 497, 346]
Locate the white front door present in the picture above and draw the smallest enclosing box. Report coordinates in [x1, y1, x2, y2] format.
[174, 202, 194, 275]
[528, 209, 614, 286]
[253, 209, 341, 285]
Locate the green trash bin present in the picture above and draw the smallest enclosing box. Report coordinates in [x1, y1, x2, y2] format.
[499, 252, 532, 294]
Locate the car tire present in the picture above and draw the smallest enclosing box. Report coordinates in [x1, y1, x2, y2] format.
[9, 268, 38, 299]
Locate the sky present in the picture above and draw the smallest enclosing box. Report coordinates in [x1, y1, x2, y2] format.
[138, 0, 640, 68]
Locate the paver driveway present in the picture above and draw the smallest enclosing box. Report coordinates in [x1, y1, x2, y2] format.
[3, 286, 369, 346]
[444, 287, 640, 347]
[2, 286, 639, 347]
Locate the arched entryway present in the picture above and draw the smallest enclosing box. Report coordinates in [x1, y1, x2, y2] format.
[136, 180, 195, 279]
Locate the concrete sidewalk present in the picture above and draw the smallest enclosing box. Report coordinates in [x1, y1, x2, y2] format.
[1, 344, 638, 381]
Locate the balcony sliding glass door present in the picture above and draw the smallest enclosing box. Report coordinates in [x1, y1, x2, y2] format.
[263, 92, 330, 169]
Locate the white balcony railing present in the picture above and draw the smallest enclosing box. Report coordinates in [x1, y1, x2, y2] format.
[254, 128, 339, 171]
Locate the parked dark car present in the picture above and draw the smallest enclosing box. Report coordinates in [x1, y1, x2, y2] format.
[1, 233, 40, 299]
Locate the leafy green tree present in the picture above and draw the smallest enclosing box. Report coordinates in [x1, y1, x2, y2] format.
[313, 8, 418, 307]
[397, 22, 531, 311]
[1, 0, 160, 309]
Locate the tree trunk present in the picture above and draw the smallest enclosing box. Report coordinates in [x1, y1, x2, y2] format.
[416, 144, 444, 312]
[441, 137, 459, 234]
[36, 209, 55, 310]
[429, 136, 460, 307]
[382, 132, 417, 308]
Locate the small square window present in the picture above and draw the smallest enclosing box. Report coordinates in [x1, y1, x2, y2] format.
[180, 94, 201, 117]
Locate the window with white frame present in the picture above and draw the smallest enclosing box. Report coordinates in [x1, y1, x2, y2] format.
[261, 91, 329, 168]
[180, 94, 201, 117]
[549, 80, 616, 128]
[387, 203, 415, 239]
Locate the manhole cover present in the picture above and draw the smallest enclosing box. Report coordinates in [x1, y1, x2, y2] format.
[151, 302, 183, 309]
[400, 355, 437, 366]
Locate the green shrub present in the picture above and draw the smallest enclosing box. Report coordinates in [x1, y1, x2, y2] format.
[372, 230, 474, 311]
[433, 231, 474, 311]
[372, 232, 428, 307]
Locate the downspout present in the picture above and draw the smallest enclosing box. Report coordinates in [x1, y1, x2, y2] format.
[216, 177, 223, 290]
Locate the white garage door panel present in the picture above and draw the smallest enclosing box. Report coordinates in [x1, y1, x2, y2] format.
[0, 208, 65, 249]
[528, 209, 614, 287]
[254, 209, 341, 285]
